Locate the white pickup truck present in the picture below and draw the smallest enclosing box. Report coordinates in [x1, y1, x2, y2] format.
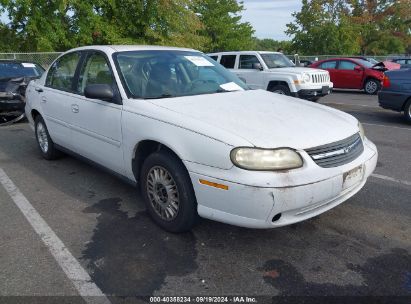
[208, 51, 333, 101]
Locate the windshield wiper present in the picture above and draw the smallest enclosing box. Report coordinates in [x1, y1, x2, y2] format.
[143, 94, 174, 100]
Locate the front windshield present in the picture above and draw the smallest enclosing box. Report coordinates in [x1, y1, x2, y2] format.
[260, 53, 295, 69]
[352, 59, 374, 68]
[0, 62, 44, 79]
[113, 50, 248, 99]
[366, 57, 379, 64]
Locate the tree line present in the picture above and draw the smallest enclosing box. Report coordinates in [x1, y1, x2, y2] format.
[0, 0, 410, 55]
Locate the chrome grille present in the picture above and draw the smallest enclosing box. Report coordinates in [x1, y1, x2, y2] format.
[305, 133, 364, 168]
[310, 73, 329, 84]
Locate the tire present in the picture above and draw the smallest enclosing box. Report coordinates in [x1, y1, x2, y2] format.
[404, 99, 411, 123]
[364, 78, 381, 95]
[34, 115, 61, 160]
[140, 150, 198, 232]
[269, 84, 291, 96]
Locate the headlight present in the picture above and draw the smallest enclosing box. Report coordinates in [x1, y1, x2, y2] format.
[358, 122, 365, 140]
[230, 147, 303, 171]
[302, 73, 311, 83]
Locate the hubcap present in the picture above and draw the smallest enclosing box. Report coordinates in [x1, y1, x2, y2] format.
[366, 81, 377, 94]
[408, 104, 411, 119]
[146, 166, 179, 221]
[36, 122, 49, 153]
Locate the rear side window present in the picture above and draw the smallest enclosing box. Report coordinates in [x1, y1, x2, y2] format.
[209, 56, 218, 61]
[338, 61, 357, 70]
[319, 61, 337, 69]
[220, 55, 236, 69]
[46, 52, 81, 92]
[239, 55, 260, 69]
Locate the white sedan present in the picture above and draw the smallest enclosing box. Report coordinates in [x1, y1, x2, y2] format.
[25, 45, 378, 232]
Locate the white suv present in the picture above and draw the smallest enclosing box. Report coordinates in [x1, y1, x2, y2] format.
[25, 45, 377, 232]
[208, 51, 333, 101]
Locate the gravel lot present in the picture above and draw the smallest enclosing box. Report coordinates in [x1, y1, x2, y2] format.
[0, 91, 410, 303]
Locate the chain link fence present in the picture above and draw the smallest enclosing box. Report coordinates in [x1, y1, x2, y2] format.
[0, 52, 62, 68]
[0, 52, 407, 69]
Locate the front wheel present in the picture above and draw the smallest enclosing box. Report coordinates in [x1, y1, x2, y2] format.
[140, 150, 198, 232]
[404, 99, 411, 123]
[34, 115, 61, 160]
[364, 79, 381, 95]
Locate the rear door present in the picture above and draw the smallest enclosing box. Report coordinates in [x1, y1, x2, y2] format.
[335, 60, 364, 89]
[318, 60, 339, 87]
[41, 51, 83, 149]
[69, 51, 124, 175]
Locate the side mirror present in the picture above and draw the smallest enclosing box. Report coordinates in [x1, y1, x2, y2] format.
[252, 63, 263, 71]
[84, 84, 114, 101]
[354, 65, 363, 72]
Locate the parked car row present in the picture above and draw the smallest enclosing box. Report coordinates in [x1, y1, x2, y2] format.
[24, 45, 378, 232]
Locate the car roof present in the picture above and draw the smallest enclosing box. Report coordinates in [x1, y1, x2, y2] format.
[208, 51, 282, 55]
[0, 59, 39, 64]
[67, 45, 198, 54]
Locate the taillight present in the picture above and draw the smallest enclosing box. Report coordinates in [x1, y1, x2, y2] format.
[383, 75, 391, 88]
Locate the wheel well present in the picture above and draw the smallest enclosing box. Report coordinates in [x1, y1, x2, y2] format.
[267, 81, 289, 91]
[363, 77, 380, 87]
[131, 140, 181, 182]
[31, 109, 40, 120]
[402, 97, 411, 111]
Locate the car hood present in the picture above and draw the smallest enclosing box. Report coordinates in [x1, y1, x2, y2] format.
[149, 90, 358, 149]
[267, 67, 327, 74]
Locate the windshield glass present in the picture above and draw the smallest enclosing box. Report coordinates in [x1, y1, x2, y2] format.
[352, 59, 374, 68]
[0, 62, 44, 79]
[113, 51, 248, 99]
[366, 57, 379, 64]
[260, 53, 295, 68]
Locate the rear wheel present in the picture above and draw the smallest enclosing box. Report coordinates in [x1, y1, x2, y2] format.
[404, 99, 411, 123]
[140, 150, 198, 232]
[269, 85, 291, 96]
[34, 115, 60, 160]
[364, 79, 381, 95]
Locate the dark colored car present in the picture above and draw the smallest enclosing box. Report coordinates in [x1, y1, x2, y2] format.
[378, 68, 411, 123]
[0, 60, 45, 125]
[390, 58, 411, 69]
[310, 58, 400, 94]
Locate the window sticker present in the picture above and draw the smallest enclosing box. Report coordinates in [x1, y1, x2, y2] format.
[22, 63, 36, 68]
[185, 56, 214, 67]
[220, 82, 244, 91]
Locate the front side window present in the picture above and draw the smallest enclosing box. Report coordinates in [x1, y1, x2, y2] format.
[260, 53, 294, 68]
[77, 53, 114, 95]
[239, 55, 260, 69]
[46, 52, 81, 91]
[338, 61, 357, 70]
[319, 61, 337, 69]
[114, 51, 248, 99]
[220, 55, 236, 69]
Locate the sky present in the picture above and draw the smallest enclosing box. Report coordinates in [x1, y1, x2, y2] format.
[1, 0, 302, 41]
[241, 0, 302, 40]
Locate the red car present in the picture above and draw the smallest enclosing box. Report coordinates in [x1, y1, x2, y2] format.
[310, 58, 400, 94]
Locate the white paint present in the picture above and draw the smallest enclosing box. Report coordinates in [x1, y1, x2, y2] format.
[0, 168, 111, 304]
[372, 173, 411, 186]
[363, 122, 411, 131]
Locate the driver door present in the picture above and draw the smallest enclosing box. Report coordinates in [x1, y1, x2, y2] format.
[235, 55, 264, 89]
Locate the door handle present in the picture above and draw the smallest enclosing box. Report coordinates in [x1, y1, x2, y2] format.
[71, 104, 79, 113]
[35, 87, 43, 93]
[41, 96, 47, 103]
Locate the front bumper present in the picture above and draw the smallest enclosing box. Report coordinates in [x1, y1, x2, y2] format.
[187, 138, 377, 229]
[292, 86, 333, 100]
